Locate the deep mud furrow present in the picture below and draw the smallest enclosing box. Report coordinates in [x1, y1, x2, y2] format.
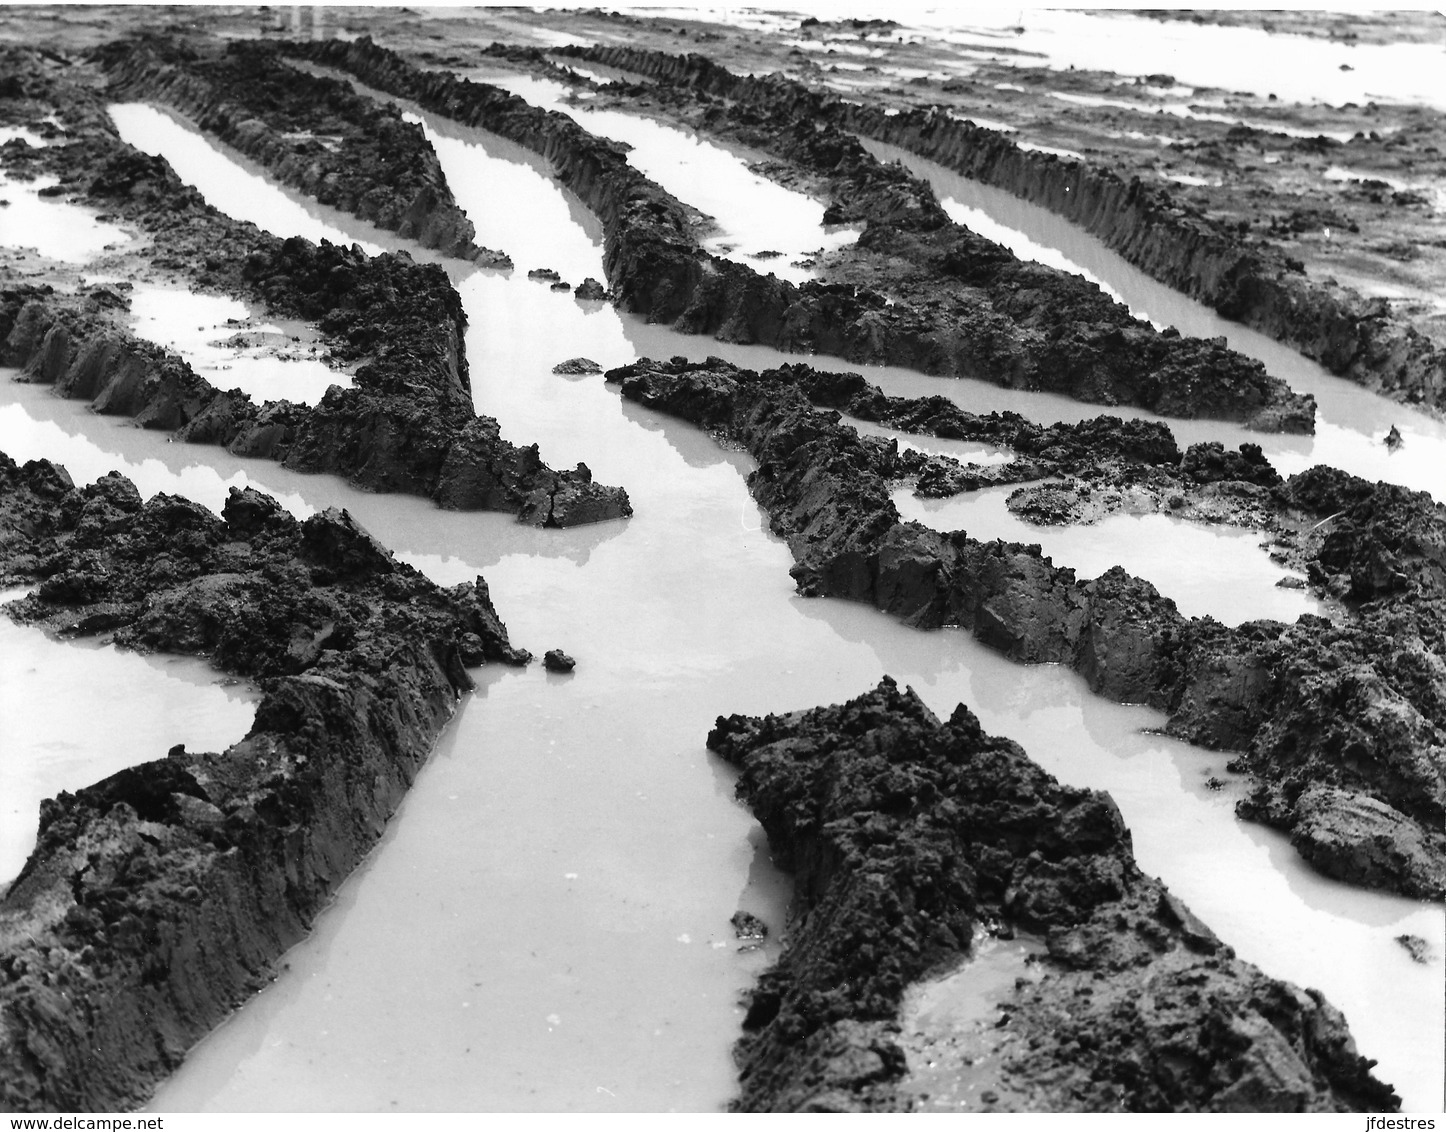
[556, 44, 1445, 413]
[289, 38, 1310, 432]
[0, 454, 529, 1111]
[710, 679, 1398, 1112]
[0, 47, 630, 527]
[606, 356, 1446, 901]
[97, 36, 507, 266]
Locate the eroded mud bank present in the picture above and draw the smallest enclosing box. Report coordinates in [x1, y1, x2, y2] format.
[288, 37, 1310, 432]
[0, 452, 528, 1111]
[710, 679, 1397, 1112]
[605, 355, 1446, 901]
[556, 43, 1445, 413]
[0, 47, 629, 527]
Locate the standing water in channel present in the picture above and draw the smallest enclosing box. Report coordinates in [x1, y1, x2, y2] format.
[1, 10, 1440, 1113]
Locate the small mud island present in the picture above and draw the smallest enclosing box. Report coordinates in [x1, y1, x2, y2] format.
[0, 4, 1441, 1115]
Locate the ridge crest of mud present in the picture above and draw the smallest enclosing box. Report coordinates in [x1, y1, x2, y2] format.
[709, 678, 1399, 1112]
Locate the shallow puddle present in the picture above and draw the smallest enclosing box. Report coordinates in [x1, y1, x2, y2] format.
[0, 171, 132, 262]
[0, 592, 259, 886]
[846, 415, 1013, 465]
[0, 126, 52, 147]
[4, 76, 1441, 1113]
[128, 284, 350, 407]
[895, 931, 1042, 1111]
[893, 484, 1321, 626]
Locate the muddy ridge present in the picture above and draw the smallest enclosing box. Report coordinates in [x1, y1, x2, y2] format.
[709, 678, 1399, 1111]
[97, 35, 508, 266]
[0, 452, 529, 1111]
[0, 47, 630, 528]
[557, 43, 1445, 412]
[291, 38, 1310, 432]
[606, 355, 1446, 900]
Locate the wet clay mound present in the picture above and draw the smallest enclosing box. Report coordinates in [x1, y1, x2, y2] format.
[0, 54, 630, 530]
[292, 39, 1309, 433]
[536, 45, 1311, 432]
[606, 356, 1446, 899]
[557, 43, 1444, 413]
[95, 35, 508, 266]
[708, 679, 1398, 1112]
[0, 452, 528, 1111]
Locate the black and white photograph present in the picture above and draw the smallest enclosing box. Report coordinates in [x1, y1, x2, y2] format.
[0, 2, 1442, 1116]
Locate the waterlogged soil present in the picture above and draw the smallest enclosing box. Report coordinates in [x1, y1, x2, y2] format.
[0, 4, 1443, 1116]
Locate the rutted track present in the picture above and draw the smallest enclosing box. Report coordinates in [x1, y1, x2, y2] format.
[606, 355, 1446, 902]
[98, 35, 509, 266]
[287, 37, 1312, 432]
[0, 16, 1440, 1115]
[0, 46, 631, 527]
[553, 43, 1446, 413]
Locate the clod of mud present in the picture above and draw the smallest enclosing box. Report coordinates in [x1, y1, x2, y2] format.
[709, 679, 1399, 1112]
[605, 354, 1446, 900]
[552, 357, 603, 375]
[0, 452, 529, 1111]
[543, 648, 576, 673]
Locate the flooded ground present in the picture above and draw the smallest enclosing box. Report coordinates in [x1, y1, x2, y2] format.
[892, 485, 1322, 626]
[3, 12, 1443, 1115]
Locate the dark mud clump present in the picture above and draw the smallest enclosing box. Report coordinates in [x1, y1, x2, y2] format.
[606, 355, 1446, 899]
[708, 679, 1399, 1112]
[96, 35, 509, 266]
[0, 451, 529, 1110]
[292, 38, 1309, 432]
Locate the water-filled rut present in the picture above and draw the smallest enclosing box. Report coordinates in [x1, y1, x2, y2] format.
[3, 43, 1441, 1111]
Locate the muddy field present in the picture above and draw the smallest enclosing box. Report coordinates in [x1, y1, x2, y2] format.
[0, 4, 1443, 1115]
